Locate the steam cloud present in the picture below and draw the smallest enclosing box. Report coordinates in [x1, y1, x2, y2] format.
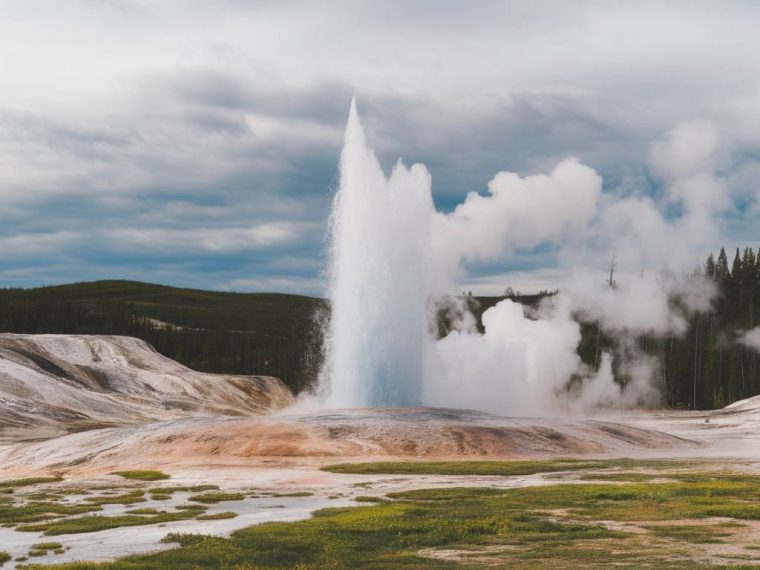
[740, 328, 760, 353]
[320, 101, 723, 414]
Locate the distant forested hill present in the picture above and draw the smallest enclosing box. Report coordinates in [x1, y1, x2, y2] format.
[0, 281, 547, 399]
[2, 250, 760, 410]
[0, 280, 325, 394]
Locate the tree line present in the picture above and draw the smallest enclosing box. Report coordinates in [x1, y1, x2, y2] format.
[575, 247, 760, 409]
[2, 261, 760, 410]
[690, 246, 760, 407]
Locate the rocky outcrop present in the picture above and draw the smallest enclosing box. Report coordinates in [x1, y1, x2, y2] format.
[0, 334, 293, 441]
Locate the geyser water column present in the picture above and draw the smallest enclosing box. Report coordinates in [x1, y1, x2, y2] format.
[324, 99, 435, 408]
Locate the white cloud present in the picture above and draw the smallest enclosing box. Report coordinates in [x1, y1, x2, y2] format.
[440, 159, 601, 260]
[0, 231, 81, 259]
[0, 2, 759, 292]
[432, 158, 602, 292]
[460, 268, 565, 296]
[649, 120, 719, 182]
[105, 222, 313, 254]
[220, 275, 322, 295]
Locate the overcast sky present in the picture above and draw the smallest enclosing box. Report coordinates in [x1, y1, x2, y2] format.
[1, 0, 760, 295]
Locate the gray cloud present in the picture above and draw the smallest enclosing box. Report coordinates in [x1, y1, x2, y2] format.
[0, 1, 759, 292]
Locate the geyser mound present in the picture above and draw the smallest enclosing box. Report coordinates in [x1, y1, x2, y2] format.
[0, 407, 700, 474]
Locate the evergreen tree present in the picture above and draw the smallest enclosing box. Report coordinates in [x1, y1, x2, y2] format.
[731, 247, 742, 283]
[705, 253, 716, 278]
[716, 247, 729, 282]
[742, 247, 756, 288]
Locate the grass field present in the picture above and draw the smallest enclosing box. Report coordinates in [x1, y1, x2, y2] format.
[0, 477, 63, 489]
[18, 505, 207, 536]
[18, 467, 760, 569]
[321, 458, 697, 477]
[111, 471, 170, 482]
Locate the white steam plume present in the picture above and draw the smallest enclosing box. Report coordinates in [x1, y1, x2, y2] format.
[321, 102, 723, 415]
[430, 159, 601, 291]
[740, 327, 760, 352]
[423, 298, 582, 416]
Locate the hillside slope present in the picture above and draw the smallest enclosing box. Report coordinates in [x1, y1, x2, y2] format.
[0, 280, 325, 393]
[0, 334, 293, 442]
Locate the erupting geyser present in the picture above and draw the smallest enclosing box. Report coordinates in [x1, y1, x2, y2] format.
[321, 99, 711, 415]
[322, 99, 606, 413]
[324, 99, 434, 407]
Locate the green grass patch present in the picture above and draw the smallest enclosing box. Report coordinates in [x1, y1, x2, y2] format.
[148, 494, 170, 501]
[175, 504, 208, 511]
[18, 505, 207, 535]
[187, 492, 245, 504]
[126, 508, 161, 515]
[580, 471, 751, 483]
[0, 501, 101, 524]
[28, 542, 64, 557]
[31, 543, 63, 551]
[322, 458, 690, 477]
[25, 493, 61, 501]
[148, 485, 218, 494]
[643, 524, 731, 543]
[196, 511, 237, 520]
[0, 477, 63, 489]
[354, 496, 387, 503]
[160, 533, 215, 546]
[111, 471, 170, 481]
[146, 485, 219, 502]
[85, 490, 146, 505]
[0, 552, 9, 566]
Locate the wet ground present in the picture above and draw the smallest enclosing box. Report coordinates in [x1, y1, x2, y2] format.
[1, 398, 758, 567]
